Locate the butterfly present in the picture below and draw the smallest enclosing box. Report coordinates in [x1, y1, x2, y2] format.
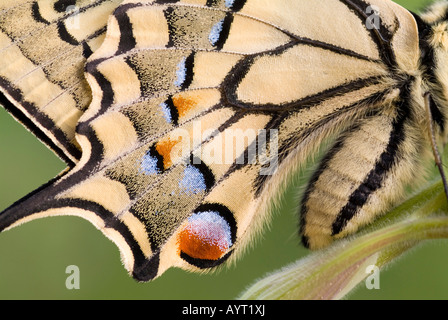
[0, 0, 447, 282]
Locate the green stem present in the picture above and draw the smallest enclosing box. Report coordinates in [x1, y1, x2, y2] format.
[239, 179, 448, 300]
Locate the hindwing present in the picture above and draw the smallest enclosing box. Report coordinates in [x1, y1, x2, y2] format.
[0, 0, 123, 163]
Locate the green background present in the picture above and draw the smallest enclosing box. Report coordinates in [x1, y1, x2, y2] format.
[1, 0, 448, 300]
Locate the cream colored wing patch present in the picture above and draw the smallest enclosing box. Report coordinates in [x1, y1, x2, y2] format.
[0, 0, 425, 281]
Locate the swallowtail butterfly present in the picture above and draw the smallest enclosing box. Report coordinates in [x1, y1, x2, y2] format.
[0, 0, 447, 282]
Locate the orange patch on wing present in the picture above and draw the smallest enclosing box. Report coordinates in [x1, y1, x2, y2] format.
[155, 137, 182, 169]
[172, 94, 198, 118]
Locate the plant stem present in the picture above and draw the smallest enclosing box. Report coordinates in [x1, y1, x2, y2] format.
[239, 179, 448, 300]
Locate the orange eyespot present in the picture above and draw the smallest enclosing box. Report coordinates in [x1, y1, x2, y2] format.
[178, 211, 233, 261]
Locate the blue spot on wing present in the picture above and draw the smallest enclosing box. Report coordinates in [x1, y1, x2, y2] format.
[140, 152, 160, 175]
[160, 101, 172, 123]
[225, 0, 245, 11]
[225, 0, 235, 8]
[188, 210, 233, 248]
[174, 57, 187, 87]
[179, 165, 207, 195]
[209, 19, 224, 46]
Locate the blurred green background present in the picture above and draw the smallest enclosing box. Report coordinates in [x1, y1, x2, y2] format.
[1, 0, 448, 300]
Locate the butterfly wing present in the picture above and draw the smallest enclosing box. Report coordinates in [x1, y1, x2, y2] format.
[0, 0, 422, 281]
[0, 0, 123, 163]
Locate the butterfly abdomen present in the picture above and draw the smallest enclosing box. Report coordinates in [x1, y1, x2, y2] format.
[300, 85, 429, 249]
